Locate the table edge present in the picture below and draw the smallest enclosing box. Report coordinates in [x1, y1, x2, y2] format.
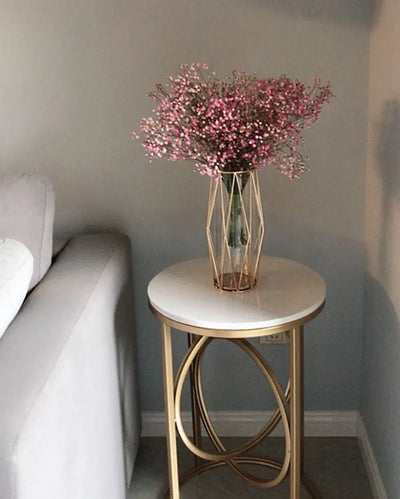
[148, 299, 325, 338]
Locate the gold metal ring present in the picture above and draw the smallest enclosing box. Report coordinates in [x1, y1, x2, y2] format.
[174, 336, 292, 488]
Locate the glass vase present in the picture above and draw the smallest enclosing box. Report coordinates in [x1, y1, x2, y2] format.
[206, 169, 265, 292]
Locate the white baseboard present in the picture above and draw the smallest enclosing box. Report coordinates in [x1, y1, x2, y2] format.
[357, 416, 388, 499]
[142, 410, 387, 498]
[142, 410, 359, 437]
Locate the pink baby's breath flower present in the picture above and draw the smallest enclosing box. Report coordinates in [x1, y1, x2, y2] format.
[133, 64, 333, 178]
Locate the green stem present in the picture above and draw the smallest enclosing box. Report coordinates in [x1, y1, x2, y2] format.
[222, 172, 250, 248]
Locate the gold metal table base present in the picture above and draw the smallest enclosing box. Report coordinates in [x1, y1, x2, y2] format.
[159, 317, 323, 499]
[177, 460, 322, 498]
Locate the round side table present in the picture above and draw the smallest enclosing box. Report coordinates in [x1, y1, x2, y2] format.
[147, 256, 326, 498]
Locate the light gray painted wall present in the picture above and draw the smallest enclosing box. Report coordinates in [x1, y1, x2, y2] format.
[0, 1, 369, 412]
[362, 2, 400, 496]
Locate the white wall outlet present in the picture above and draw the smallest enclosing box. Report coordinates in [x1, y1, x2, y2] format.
[259, 332, 288, 344]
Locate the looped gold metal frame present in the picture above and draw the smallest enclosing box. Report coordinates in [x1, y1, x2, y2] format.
[174, 335, 291, 488]
[152, 301, 326, 498]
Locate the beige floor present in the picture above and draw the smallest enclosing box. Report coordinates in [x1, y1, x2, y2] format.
[128, 437, 373, 498]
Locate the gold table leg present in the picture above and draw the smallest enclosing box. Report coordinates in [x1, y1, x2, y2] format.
[188, 334, 202, 468]
[290, 325, 304, 499]
[161, 323, 180, 498]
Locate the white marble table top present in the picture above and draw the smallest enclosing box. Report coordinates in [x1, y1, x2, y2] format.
[147, 256, 326, 332]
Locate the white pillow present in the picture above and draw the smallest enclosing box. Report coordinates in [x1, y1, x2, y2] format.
[0, 239, 33, 339]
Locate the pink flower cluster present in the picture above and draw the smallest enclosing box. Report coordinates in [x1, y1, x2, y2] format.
[133, 63, 333, 179]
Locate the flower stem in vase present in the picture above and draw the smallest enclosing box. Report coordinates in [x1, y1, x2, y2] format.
[223, 171, 250, 248]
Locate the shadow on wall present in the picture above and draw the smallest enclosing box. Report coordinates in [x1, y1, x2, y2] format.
[258, 0, 380, 28]
[361, 274, 400, 497]
[375, 100, 400, 280]
[363, 99, 400, 496]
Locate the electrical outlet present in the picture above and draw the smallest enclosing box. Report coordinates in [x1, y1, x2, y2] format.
[259, 332, 287, 344]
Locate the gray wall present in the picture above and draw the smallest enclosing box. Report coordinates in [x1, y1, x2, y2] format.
[361, 2, 400, 497]
[0, 1, 369, 412]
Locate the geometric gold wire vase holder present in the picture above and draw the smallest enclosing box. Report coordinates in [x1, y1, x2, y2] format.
[206, 169, 265, 292]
